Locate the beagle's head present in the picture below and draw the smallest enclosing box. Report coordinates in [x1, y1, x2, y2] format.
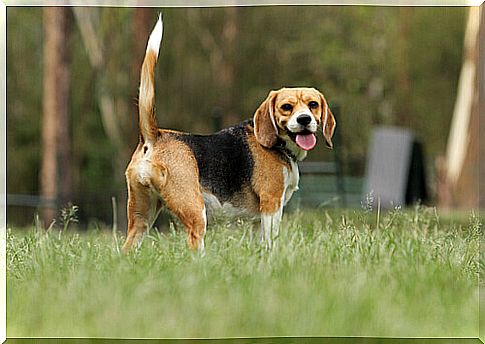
[253, 87, 336, 152]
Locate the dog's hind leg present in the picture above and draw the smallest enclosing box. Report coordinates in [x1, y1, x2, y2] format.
[163, 193, 207, 251]
[157, 171, 206, 250]
[181, 205, 207, 251]
[151, 142, 207, 251]
[122, 179, 160, 253]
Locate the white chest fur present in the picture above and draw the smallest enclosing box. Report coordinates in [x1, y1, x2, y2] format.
[283, 160, 300, 205]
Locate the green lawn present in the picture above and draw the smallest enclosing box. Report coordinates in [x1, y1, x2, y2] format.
[7, 207, 480, 338]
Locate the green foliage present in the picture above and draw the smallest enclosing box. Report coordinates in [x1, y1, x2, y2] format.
[7, 208, 479, 337]
[6, 7, 466, 224]
[7, 8, 43, 195]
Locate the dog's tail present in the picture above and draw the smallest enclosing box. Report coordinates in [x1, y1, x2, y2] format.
[138, 14, 163, 144]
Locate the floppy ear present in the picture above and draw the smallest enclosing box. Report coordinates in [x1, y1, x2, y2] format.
[319, 93, 336, 149]
[253, 91, 278, 148]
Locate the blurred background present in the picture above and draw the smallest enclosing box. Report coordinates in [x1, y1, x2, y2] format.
[6, 6, 483, 228]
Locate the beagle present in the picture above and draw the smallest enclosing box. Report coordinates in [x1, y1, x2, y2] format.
[122, 16, 336, 252]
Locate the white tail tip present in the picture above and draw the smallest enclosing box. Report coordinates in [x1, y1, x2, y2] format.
[146, 13, 163, 56]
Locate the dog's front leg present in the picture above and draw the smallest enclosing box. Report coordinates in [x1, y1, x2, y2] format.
[260, 208, 283, 250]
[259, 189, 284, 250]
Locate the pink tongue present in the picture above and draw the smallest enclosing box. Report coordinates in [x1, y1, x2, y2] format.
[295, 133, 317, 150]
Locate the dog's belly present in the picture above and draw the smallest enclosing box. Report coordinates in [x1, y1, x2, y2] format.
[202, 192, 256, 219]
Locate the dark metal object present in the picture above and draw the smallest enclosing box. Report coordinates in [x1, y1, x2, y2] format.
[7, 194, 57, 208]
[364, 126, 428, 209]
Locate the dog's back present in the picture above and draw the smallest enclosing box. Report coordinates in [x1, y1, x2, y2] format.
[175, 122, 255, 203]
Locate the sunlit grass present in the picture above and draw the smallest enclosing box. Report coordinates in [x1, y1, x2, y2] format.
[7, 207, 480, 338]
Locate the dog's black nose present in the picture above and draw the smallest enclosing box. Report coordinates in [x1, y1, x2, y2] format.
[296, 114, 312, 126]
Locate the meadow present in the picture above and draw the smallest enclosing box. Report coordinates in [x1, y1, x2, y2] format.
[7, 207, 480, 339]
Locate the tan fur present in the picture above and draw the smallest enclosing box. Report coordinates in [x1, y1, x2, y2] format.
[123, 133, 206, 252]
[323, 107, 336, 149]
[123, 173, 159, 251]
[254, 91, 278, 148]
[153, 136, 206, 249]
[247, 135, 287, 214]
[139, 50, 159, 143]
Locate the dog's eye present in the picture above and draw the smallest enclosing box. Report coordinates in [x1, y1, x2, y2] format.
[281, 104, 293, 112]
[308, 101, 319, 109]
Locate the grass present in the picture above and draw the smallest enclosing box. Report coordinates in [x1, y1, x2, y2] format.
[7, 206, 481, 338]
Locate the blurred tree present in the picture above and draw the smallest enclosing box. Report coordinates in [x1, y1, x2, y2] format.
[186, 8, 240, 125]
[40, 7, 72, 226]
[444, 6, 481, 209]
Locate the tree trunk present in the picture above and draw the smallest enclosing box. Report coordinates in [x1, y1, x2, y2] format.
[444, 7, 481, 209]
[132, 8, 153, 83]
[219, 7, 238, 90]
[41, 7, 72, 226]
[214, 7, 239, 126]
[57, 11, 73, 208]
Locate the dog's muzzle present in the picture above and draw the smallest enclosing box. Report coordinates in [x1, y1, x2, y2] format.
[286, 112, 318, 150]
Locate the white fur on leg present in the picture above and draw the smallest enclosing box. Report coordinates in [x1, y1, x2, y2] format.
[260, 206, 283, 250]
[199, 206, 207, 253]
[260, 165, 298, 249]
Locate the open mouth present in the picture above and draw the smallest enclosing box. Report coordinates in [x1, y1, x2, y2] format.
[286, 129, 317, 151]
